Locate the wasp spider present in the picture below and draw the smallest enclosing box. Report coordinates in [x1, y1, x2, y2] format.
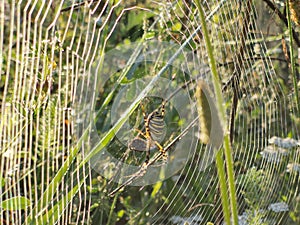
[128, 98, 167, 164]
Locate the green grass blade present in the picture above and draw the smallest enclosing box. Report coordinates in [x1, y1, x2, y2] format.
[194, 1, 238, 224]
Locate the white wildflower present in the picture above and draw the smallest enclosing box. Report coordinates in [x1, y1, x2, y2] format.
[268, 136, 300, 149]
[268, 202, 289, 213]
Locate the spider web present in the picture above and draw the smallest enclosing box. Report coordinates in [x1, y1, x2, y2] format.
[0, 0, 299, 224]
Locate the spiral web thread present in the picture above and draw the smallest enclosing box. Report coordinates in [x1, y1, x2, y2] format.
[0, 0, 299, 224]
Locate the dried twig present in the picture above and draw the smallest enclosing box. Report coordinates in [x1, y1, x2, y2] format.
[227, 0, 253, 144]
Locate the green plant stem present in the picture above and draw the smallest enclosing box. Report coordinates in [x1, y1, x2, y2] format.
[286, 0, 300, 113]
[194, 1, 238, 224]
[107, 194, 118, 225]
[215, 150, 231, 223]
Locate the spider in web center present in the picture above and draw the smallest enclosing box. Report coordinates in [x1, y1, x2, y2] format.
[128, 97, 168, 164]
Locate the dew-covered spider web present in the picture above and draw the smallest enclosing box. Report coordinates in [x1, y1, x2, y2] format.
[1, 0, 299, 224]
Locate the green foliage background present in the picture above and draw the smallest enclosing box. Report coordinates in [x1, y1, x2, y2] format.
[0, 0, 299, 224]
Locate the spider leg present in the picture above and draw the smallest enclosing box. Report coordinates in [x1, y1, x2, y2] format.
[160, 99, 165, 117]
[140, 101, 153, 162]
[153, 140, 168, 162]
[145, 138, 150, 163]
[140, 101, 151, 138]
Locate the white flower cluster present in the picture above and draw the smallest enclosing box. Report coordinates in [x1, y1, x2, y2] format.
[286, 163, 300, 173]
[222, 210, 265, 225]
[268, 136, 300, 149]
[268, 202, 289, 213]
[260, 145, 289, 163]
[260, 136, 299, 163]
[169, 214, 203, 225]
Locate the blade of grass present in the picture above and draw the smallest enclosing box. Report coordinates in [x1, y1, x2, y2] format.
[215, 150, 231, 223]
[194, 0, 238, 224]
[24, 143, 81, 224]
[107, 193, 118, 225]
[40, 177, 84, 224]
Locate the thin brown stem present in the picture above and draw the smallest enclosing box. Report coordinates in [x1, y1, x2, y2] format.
[228, 0, 253, 144]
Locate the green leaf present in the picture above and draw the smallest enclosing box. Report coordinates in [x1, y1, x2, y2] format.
[40, 182, 82, 225]
[1, 196, 31, 210]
